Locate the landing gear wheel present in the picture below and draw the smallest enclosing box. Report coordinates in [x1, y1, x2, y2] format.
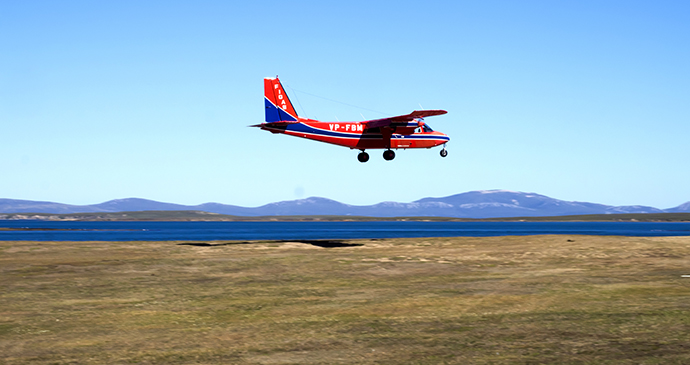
[357, 151, 369, 163]
[440, 148, 448, 157]
[383, 150, 395, 161]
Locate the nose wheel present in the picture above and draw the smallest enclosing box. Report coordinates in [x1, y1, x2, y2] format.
[383, 149, 395, 161]
[440, 148, 448, 157]
[357, 151, 369, 163]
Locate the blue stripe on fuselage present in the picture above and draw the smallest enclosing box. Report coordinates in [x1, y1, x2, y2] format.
[287, 123, 370, 139]
[283, 123, 449, 141]
[395, 134, 450, 141]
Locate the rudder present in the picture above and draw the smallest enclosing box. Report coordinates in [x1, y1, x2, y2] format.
[264, 77, 298, 122]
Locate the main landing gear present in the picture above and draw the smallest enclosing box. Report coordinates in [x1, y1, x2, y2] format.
[358, 147, 446, 162]
[357, 150, 396, 162]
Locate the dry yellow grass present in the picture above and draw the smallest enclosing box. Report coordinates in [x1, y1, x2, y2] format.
[1, 235, 689, 364]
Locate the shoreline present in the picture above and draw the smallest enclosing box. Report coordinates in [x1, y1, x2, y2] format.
[1, 211, 690, 222]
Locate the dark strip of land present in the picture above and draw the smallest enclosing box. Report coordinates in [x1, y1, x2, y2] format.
[1, 211, 689, 222]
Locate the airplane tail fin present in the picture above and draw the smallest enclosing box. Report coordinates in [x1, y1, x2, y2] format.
[264, 77, 298, 122]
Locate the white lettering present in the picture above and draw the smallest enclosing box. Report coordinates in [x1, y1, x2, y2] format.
[345, 124, 350, 131]
[329, 124, 334, 130]
[357, 124, 363, 132]
[274, 84, 279, 89]
[278, 94, 283, 100]
[334, 124, 340, 131]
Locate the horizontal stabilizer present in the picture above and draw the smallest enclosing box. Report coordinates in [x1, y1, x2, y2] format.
[249, 121, 300, 128]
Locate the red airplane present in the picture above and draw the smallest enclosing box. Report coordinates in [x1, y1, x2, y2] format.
[252, 77, 450, 162]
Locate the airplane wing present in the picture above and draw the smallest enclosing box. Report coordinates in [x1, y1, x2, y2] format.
[364, 110, 447, 129]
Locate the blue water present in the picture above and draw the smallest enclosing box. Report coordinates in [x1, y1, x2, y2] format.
[1, 221, 690, 241]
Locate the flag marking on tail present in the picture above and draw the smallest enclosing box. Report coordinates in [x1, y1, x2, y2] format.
[264, 77, 298, 122]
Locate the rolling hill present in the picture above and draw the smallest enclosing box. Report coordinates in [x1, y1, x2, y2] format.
[1, 190, 688, 218]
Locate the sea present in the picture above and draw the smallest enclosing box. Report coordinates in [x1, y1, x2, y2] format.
[1, 221, 690, 241]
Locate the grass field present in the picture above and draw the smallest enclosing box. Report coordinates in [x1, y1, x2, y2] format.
[1, 235, 689, 364]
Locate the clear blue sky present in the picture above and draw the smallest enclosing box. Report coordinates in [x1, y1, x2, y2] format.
[2, 1, 689, 209]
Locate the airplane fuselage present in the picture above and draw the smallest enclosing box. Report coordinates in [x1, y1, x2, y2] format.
[259, 118, 450, 150]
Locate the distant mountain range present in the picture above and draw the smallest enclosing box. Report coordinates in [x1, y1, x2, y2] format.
[1, 190, 689, 219]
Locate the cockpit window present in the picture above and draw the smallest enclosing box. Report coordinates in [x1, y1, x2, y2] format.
[422, 124, 434, 132]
